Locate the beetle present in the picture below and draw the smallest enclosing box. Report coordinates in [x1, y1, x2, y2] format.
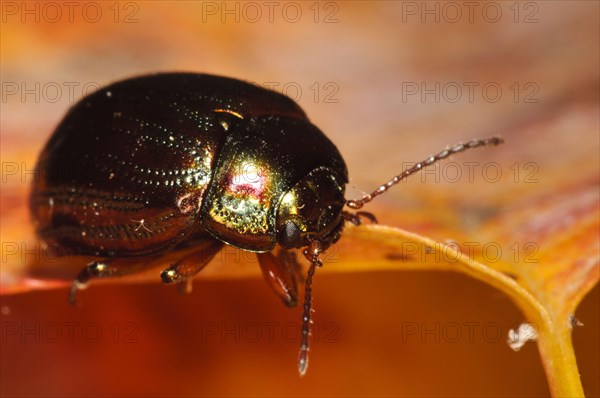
[30, 73, 503, 375]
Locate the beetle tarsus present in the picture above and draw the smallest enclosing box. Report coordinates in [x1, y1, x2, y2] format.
[68, 279, 88, 306]
[343, 211, 378, 226]
[160, 267, 182, 284]
[178, 279, 194, 295]
[159, 241, 223, 290]
[298, 349, 309, 377]
[68, 261, 104, 305]
[68, 258, 158, 305]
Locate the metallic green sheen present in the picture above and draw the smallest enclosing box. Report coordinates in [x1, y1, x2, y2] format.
[200, 116, 347, 252]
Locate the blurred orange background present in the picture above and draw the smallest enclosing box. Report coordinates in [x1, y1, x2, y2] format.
[1, 1, 598, 397]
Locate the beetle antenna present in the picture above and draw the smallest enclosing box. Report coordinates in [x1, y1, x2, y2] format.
[346, 137, 504, 209]
[298, 239, 323, 376]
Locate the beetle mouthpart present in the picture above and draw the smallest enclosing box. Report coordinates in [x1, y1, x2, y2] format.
[298, 239, 323, 376]
[346, 136, 504, 209]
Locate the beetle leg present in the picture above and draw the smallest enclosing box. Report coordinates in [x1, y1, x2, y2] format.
[343, 210, 378, 226]
[278, 249, 305, 284]
[160, 241, 223, 294]
[69, 257, 155, 306]
[257, 251, 299, 307]
[178, 279, 194, 295]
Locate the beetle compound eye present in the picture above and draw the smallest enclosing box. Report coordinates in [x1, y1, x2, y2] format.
[279, 220, 303, 248]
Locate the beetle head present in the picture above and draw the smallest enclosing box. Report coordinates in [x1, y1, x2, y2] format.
[276, 167, 346, 250]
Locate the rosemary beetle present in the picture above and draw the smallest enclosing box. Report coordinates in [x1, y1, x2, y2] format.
[30, 73, 503, 375]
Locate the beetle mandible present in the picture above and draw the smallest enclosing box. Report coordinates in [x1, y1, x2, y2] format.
[30, 73, 503, 375]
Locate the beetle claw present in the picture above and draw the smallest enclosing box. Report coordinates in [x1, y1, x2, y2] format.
[159, 241, 223, 289]
[68, 258, 159, 305]
[68, 280, 87, 306]
[343, 210, 377, 226]
[68, 263, 94, 306]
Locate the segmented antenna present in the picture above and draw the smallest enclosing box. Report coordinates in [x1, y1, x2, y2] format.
[346, 137, 504, 209]
[298, 240, 323, 376]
